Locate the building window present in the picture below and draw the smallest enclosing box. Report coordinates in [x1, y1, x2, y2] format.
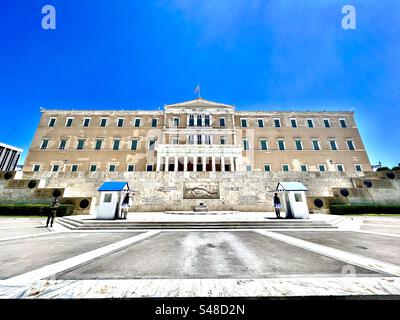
[260, 140, 268, 151]
[65, 117, 74, 127]
[40, 139, 50, 150]
[307, 118, 314, 128]
[189, 115, 195, 127]
[77, 139, 85, 150]
[131, 139, 139, 150]
[204, 115, 210, 127]
[197, 135, 202, 145]
[71, 164, 78, 172]
[172, 138, 179, 145]
[146, 164, 154, 172]
[312, 139, 321, 151]
[108, 164, 117, 172]
[117, 118, 124, 127]
[336, 164, 345, 172]
[282, 164, 289, 172]
[339, 118, 347, 128]
[264, 164, 271, 172]
[173, 117, 180, 127]
[151, 118, 158, 128]
[219, 117, 226, 127]
[205, 135, 211, 145]
[48, 117, 56, 127]
[51, 164, 60, 172]
[196, 115, 202, 126]
[113, 139, 120, 150]
[134, 118, 141, 127]
[329, 140, 338, 151]
[83, 118, 91, 127]
[354, 164, 363, 172]
[220, 137, 226, 145]
[277, 139, 285, 151]
[59, 139, 67, 150]
[100, 118, 108, 127]
[294, 193, 304, 202]
[243, 139, 250, 151]
[323, 118, 331, 128]
[90, 164, 97, 172]
[257, 119, 265, 128]
[274, 118, 281, 128]
[246, 165, 252, 172]
[295, 139, 303, 150]
[319, 164, 326, 172]
[127, 164, 135, 172]
[300, 164, 308, 172]
[347, 139, 355, 150]
[95, 139, 103, 150]
[32, 164, 41, 172]
[188, 135, 195, 145]
[104, 194, 112, 203]
[290, 118, 298, 128]
[148, 138, 156, 150]
[240, 118, 248, 128]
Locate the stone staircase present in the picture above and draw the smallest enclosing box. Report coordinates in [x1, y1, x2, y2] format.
[57, 216, 337, 230]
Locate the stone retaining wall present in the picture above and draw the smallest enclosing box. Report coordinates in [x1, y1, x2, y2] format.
[0, 171, 399, 213]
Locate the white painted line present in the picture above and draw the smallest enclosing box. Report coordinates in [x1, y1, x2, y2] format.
[0, 231, 160, 286]
[364, 218, 400, 222]
[0, 225, 42, 230]
[254, 230, 400, 277]
[4, 277, 400, 298]
[0, 231, 60, 242]
[362, 223, 400, 228]
[356, 230, 400, 238]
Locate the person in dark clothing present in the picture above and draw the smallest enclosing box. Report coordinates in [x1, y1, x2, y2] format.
[273, 193, 282, 219]
[121, 193, 130, 220]
[46, 196, 59, 227]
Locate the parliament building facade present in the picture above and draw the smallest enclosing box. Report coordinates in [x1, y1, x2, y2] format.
[23, 98, 372, 174]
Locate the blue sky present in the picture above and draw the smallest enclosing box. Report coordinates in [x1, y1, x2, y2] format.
[0, 0, 399, 167]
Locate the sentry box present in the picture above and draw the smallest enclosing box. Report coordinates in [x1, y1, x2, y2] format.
[97, 181, 130, 220]
[276, 182, 310, 219]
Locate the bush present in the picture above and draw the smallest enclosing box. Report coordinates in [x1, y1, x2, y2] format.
[330, 204, 400, 215]
[0, 204, 75, 216]
[376, 167, 390, 171]
[392, 166, 400, 171]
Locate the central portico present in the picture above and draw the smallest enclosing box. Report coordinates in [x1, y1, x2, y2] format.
[155, 98, 244, 172]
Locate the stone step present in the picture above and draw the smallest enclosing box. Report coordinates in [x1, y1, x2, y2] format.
[57, 217, 336, 230]
[58, 218, 331, 226]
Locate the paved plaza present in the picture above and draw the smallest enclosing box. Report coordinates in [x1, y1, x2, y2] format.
[0, 214, 400, 298]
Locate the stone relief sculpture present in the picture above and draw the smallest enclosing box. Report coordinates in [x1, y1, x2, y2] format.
[183, 183, 220, 199]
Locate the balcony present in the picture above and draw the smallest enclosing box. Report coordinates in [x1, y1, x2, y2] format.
[155, 143, 243, 157]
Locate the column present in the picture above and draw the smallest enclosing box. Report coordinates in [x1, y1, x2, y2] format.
[2, 150, 13, 171]
[193, 156, 197, 172]
[10, 154, 20, 171]
[156, 154, 161, 171]
[236, 157, 242, 172]
[230, 156, 234, 172]
[174, 156, 179, 172]
[212, 156, 216, 171]
[0, 148, 6, 168]
[202, 156, 206, 171]
[184, 156, 188, 171]
[165, 156, 169, 172]
[221, 156, 225, 172]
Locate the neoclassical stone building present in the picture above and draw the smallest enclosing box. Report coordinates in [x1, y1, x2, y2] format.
[23, 98, 372, 174]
